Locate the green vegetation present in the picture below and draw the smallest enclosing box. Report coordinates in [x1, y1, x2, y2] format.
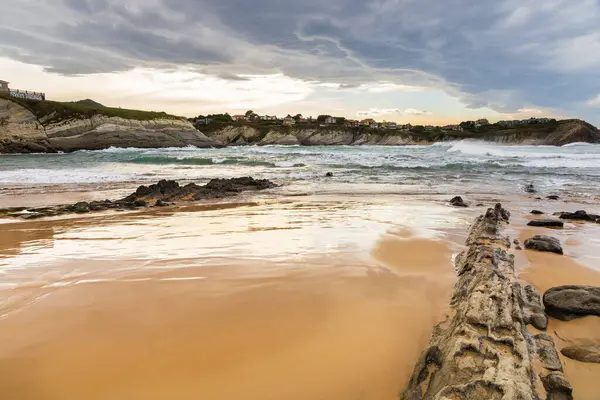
[2, 95, 180, 125]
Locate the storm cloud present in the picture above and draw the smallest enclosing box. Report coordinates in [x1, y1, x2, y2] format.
[1, 0, 599, 117]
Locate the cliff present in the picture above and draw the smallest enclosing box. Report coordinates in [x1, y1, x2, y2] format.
[202, 120, 600, 147]
[401, 205, 572, 400]
[0, 97, 219, 153]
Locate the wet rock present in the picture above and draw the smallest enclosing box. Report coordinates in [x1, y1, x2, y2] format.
[547, 195, 560, 200]
[543, 285, 600, 321]
[527, 220, 564, 228]
[523, 285, 548, 330]
[72, 202, 90, 214]
[513, 239, 521, 245]
[561, 345, 600, 364]
[535, 334, 563, 371]
[400, 205, 567, 400]
[325, 172, 334, 177]
[476, 203, 485, 207]
[541, 371, 573, 400]
[524, 235, 563, 255]
[531, 210, 544, 215]
[525, 183, 536, 193]
[449, 196, 468, 207]
[133, 200, 149, 208]
[155, 200, 170, 207]
[559, 210, 600, 222]
[516, 245, 523, 250]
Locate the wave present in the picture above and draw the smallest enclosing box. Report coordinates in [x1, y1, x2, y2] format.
[128, 155, 305, 168]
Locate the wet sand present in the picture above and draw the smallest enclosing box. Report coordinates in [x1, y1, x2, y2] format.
[519, 226, 600, 400]
[0, 197, 459, 400]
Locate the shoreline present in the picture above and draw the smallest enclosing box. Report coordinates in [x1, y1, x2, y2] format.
[0, 184, 599, 398]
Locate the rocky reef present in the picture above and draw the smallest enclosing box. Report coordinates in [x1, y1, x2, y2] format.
[400, 204, 572, 400]
[0, 177, 277, 219]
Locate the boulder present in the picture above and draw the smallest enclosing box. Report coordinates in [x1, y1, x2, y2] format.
[547, 195, 560, 200]
[325, 172, 334, 177]
[155, 200, 170, 207]
[133, 200, 149, 208]
[527, 220, 564, 228]
[561, 345, 600, 364]
[559, 210, 600, 222]
[535, 334, 563, 371]
[525, 183, 536, 193]
[524, 236, 563, 254]
[541, 372, 573, 400]
[449, 196, 468, 207]
[543, 286, 600, 320]
[531, 210, 544, 215]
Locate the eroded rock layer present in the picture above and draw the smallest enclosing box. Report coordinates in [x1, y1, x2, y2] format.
[400, 204, 572, 400]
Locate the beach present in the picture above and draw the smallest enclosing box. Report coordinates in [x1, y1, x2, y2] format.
[1, 142, 600, 399]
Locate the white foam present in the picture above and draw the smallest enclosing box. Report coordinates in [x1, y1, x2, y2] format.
[0, 168, 137, 185]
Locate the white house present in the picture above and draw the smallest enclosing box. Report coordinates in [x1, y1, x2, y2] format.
[325, 116, 337, 124]
[283, 117, 295, 126]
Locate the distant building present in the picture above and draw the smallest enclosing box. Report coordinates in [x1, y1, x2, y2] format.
[386, 122, 397, 129]
[443, 124, 463, 131]
[298, 118, 309, 124]
[425, 125, 435, 131]
[400, 123, 413, 131]
[232, 115, 247, 121]
[361, 118, 376, 126]
[260, 115, 277, 121]
[0, 80, 9, 95]
[194, 118, 213, 125]
[475, 118, 489, 128]
[345, 119, 359, 127]
[325, 116, 337, 124]
[370, 122, 379, 129]
[283, 117, 295, 126]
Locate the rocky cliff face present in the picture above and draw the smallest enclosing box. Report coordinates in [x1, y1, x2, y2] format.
[0, 98, 219, 153]
[202, 121, 600, 147]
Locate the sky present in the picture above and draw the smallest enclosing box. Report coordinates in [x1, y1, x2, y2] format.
[1, 0, 599, 125]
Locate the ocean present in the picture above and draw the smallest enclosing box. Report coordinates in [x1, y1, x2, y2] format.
[1, 140, 599, 199]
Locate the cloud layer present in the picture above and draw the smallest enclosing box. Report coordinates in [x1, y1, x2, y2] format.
[1, 0, 599, 120]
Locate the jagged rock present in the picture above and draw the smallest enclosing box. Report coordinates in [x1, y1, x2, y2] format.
[525, 183, 536, 193]
[449, 196, 468, 207]
[400, 205, 567, 400]
[524, 235, 563, 254]
[71, 202, 90, 214]
[531, 210, 544, 215]
[523, 285, 548, 330]
[527, 220, 564, 228]
[543, 286, 600, 321]
[541, 372, 573, 400]
[547, 195, 560, 200]
[561, 345, 600, 364]
[559, 210, 600, 222]
[535, 334, 563, 371]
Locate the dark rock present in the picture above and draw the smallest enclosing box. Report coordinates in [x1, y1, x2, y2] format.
[535, 334, 563, 371]
[561, 345, 600, 364]
[523, 285, 548, 330]
[531, 210, 544, 215]
[535, 197, 543, 200]
[72, 202, 90, 214]
[133, 200, 149, 208]
[515, 245, 523, 250]
[527, 220, 564, 228]
[559, 210, 600, 222]
[547, 195, 560, 200]
[325, 172, 334, 177]
[543, 285, 600, 321]
[155, 200, 170, 207]
[476, 203, 485, 207]
[524, 235, 563, 254]
[513, 239, 521, 245]
[524, 183, 536, 193]
[449, 196, 468, 207]
[541, 371, 573, 400]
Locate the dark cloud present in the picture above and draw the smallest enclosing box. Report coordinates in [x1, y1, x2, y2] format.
[2, 0, 600, 118]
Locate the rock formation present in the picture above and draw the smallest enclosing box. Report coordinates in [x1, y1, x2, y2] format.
[561, 345, 600, 364]
[0, 97, 219, 153]
[0, 177, 277, 219]
[400, 204, 572, 400]
[449, 196, 468, 207]
[526, 220, 564, 228]
[558, 210, 600, 223]
[524, 236, 564, 254]
[543, 286, 600, 321]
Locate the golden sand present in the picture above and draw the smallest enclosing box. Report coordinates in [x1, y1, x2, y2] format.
[0, 216, 456, 400]
[519, 228, 600, 400]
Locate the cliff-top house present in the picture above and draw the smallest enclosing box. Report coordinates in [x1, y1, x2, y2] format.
[0, 80, 9, 95]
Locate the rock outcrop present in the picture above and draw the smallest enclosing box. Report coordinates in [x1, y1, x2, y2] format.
[559, 210, 600, 223]
[524, 236, 564, 254]
[0, 177, 277, 219]
[0, 97, 220, 153]
[543, 286, 600, 321]
[449, 196, 468, 207]
[527, 220, 564, 228]
[561, 345, 600, 364]
[400, 204, 570, 400]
